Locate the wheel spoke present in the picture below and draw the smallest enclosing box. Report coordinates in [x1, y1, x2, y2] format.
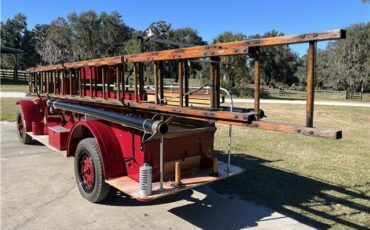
[79, 153, 95, 191]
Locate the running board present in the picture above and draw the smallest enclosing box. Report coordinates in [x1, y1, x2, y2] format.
[26, 132, 67, 157]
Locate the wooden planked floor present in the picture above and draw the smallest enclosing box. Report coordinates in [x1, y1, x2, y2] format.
[106, 161, 244, 201]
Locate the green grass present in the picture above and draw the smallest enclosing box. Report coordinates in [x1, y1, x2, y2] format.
[0, 98, 21, 121]
[213, 103, 370, 229]
[0, 81, 28, 92]
[264, 94, 370, 103]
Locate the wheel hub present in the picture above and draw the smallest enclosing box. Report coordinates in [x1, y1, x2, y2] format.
[80, 154, 95, 191]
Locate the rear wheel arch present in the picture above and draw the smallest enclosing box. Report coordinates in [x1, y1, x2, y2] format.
[67, 120, 125, 179]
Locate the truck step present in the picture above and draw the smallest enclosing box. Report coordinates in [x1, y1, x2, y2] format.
[26, 131, 67, 157]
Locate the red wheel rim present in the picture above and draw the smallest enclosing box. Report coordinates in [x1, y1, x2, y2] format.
[79, 153, 95, 192]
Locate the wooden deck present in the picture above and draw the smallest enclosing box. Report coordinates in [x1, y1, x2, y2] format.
[106, 161, 244, 201]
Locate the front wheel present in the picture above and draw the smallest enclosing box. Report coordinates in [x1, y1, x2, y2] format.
[16, 112, 32, 144]
[74, 138, 110, 203]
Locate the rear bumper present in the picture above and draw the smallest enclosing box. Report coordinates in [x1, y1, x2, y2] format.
[106, 161, 244, 202]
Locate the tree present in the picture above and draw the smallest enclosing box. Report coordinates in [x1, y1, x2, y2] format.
[32, 24, 50, 65]
[325, 23, 370, 92]
[0, 13, 27, 68]
[99, 11, 133, 57]
[68, 11, 133, 60]
[171, 27, 206, 78]
[68, 11, 101, 60]
[140, 21, 207, 82]
[38, 17, 72, 64]
[213, 32, 249, 95]
[248, 30, 300, 87]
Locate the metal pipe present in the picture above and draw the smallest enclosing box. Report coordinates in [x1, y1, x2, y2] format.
[178, 61, 184, 107]
[219, 88, 233, 173]
[47, 100, 168, 135]
[159, 116, 164, 191]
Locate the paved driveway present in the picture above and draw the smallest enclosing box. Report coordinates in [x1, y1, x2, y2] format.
[1, 122, 313, 230]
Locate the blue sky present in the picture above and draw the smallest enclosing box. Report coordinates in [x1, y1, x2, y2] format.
[1, 0, 369, 55]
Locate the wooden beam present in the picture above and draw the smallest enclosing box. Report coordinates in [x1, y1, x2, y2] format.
[134, 63, 139, 102]
[69, 70, 72, 96]
[124, 29, 345, 63]
[28, 73, 32, 93]
[159, 61, 164, 104]
[154, 62, 160, 104]
[61, 69, 65, 95]
[83, 68, 86, 97]
[65, 56, 122, 69]
[78, 69, 82, 97]
[102, 67, 106, 99]
[214, 57, 220, 108]
[253, 48, 261, 120]
[46, 72, 49, 93]
[116, 65, 120, 100]
[250, 120, 342, 139]
[53, 71, 56, 94]
[28, 64, 64, 73]
[27, 29, 345, 72]
[306, 41, 316, 127]
[138, 63, 144, 101]
[107, 67, 111, 98]
[178, 61, 184, 107]
[210, 57, 220, 109]
[28, 92, 342, 139]
[121, 63, 125, 102]
[184, 60, 189, 107]
[89, 67, 93, 98]
[94, 67, 98, 98]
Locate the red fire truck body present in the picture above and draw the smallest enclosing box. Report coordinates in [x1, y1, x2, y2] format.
[17, 29, 344, 202]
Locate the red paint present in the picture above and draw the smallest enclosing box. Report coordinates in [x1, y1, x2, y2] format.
[144, 132, 214, 181]
[18, 96, 215, 191]
[48, 126, 70, 151]
[67, 120, 125, 179]
[32, 121, 44, 135]
[80, 153, 95, 191]
[111, 125, 144, 181]
[16, 99, 44, 132]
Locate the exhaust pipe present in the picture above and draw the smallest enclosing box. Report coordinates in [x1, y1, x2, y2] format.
[47, 100, 168, 135]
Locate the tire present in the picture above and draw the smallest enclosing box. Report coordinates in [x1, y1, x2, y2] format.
[16, 112, 32, 144]
[74, 138, 110, 203]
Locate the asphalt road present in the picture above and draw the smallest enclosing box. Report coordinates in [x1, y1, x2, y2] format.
[1, 121, 313, 230]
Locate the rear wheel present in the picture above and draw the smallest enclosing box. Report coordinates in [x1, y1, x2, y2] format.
[74, 138, 110, 203]
[16, 112, 32, 144]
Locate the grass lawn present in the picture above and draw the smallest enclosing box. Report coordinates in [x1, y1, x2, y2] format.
[213, 103, 370, 229]
[0, 81, 28, 92]
[0, 98, 22, 121]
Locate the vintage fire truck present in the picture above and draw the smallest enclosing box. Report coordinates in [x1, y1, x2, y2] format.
[17, 29, 344, 203]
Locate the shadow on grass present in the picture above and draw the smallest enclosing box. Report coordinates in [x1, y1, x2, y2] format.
[99, 151, 369, 229]
[211, 151, 369, 229]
